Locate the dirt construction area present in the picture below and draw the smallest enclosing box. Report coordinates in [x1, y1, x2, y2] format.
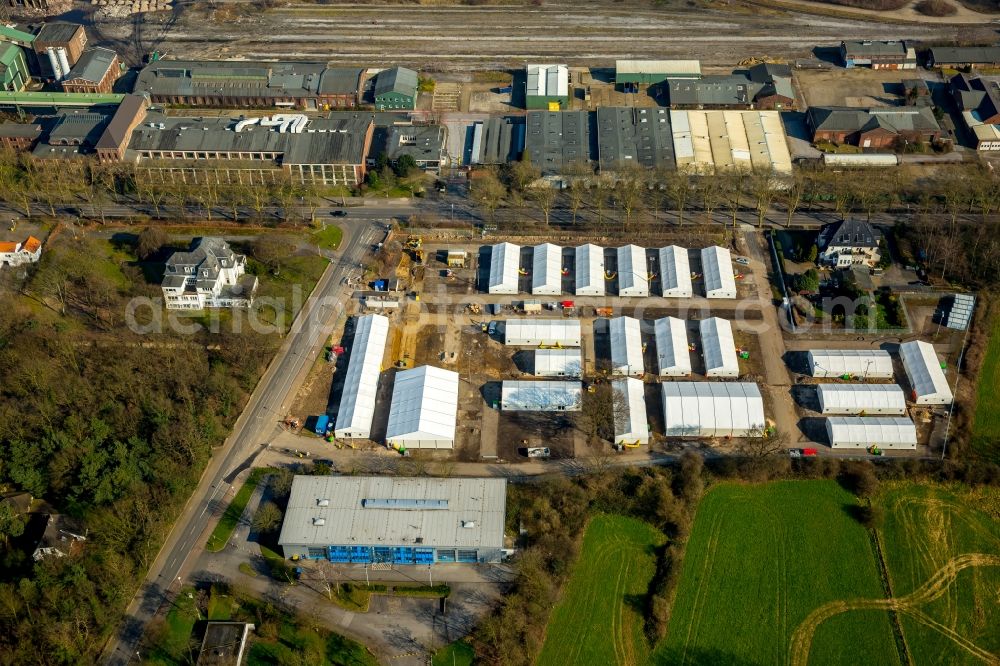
[88, 0, 994, 71]
[795, 68, 940, 108]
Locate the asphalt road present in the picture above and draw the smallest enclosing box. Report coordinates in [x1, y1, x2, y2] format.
[101, 219, 383, 665]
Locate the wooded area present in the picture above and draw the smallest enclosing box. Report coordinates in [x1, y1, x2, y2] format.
[0, 235, 278, 663]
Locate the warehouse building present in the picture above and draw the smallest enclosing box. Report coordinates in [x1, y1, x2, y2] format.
[701, 246, 737, 299]
[665, 64, 793, 110]
[532, 243, 563, 295]
[385, 365, 459, 449]
[0, 42, 29, 93]
[670, 110, 792, 176]
[383, 125, 446, 174]
[826, 416, 917, 449]
[525, 63, 569, 110]
[816, 384, 907, 415]
[840, 40, 916, 70]
[609, 316, 644, 376]
[134, 60, 364, 109]
[534, 348, 582, 377]
[615, 59, 702, 88]
[128, 112, 374, 186]
[487, 242, 520, 294]
[575, 243, 605, 296]
[658, 245, 692, 297]
[929, 46, 1000, 69]
[373, 67, 418, 111]
[61, 47, 121, 94]
[612, 377, 649, 445]
[278, 476, 507, 564]
[523, 110, 591, 176]
[333, 315, 389, 439]
[806, 106, 942, 150]
[661, 382, 765, 438]
[595, 107, 674, 171]
[700, 317, 739, 378]
[617, 245, 649, 297]
[654, 316, 692, 377]
[806, 349, 894, 379]
[504, 319, 581, 347]
[33, 22, 87, 79]
[899, 340, 953, 405]
[501, 380, 582, 411]
[468, 116, 524, 165]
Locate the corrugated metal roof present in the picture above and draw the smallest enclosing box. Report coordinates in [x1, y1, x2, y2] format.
[278, 476, 506, 549]
[616, 59, 701, 77]
[526, 63, 568, 98]
[334, 315, 389, 438]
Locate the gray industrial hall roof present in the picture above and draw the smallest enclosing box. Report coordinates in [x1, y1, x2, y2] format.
[841, 40, 908, 57]
[65, 47, 117, 84]
[32, 109, 112, 158]
[596, 106, 674, 170]
[133, 60, 363, 99]
[668, 75, 758, 106]
[808, 106, 941, 134]
[385, 125, 444, 161]
[278, 476, 507, 550]
[929, 46, 1000, 65]
[524, 110, 593, 175]
[0, 123, 41, 138]
[129, 112, 371, 165]
[374, 67, 418, 97]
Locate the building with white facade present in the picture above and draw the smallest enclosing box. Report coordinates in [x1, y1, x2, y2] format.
[654, 316, 692, 377]
[817, 219, 882, 268]
[700, 317, 739, 378]
[612, 377, 649, 445]
[534, 348, 583, 377]
[385, 365, 459, 449]
[333, 315, 389, 439]
[0, 236, 41, 269]
[806, 349, 894, 379]
[617, 245, 649, 297]
[899, 340, 953, 405]
[501, 381, 582, 411]
[658, 245, 693, 297]
[826, 416, 917, 449]
[816, 384, 907, 415]
[701, 245, 737, 299]
[661, 382, 766, 438]
[504, 319, 581, 347]
[575, 243, 605, 296]
[532, 243, 562, 295]
[488, 242, 520, 295]
[161, 237, 258, 310]
[609, 316, 645, 376]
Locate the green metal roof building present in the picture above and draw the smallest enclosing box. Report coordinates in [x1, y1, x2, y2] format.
[374, 67, 418, 111]
[615, 60, 702, 85]
[0, 43, 30, 93]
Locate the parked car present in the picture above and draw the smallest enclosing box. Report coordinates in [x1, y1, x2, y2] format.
[734, 256, 751, 266]
[487, 321, 498, 336]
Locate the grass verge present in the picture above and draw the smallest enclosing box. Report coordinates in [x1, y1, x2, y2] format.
[433, 640, 475, 666]
[310, 223, 343, 251]
[205, 468, 267, 552]
[973, 311, 1000, 450]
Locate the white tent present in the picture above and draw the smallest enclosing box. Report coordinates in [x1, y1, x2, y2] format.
[612, 377, 649, 445]
[806, 350, 894, 379]
[899, 341, 953, 405]
[334, 314, 389, 439]
[661, 382, 765, 438]
[609, 316, 644, 376]
[504, 319, 581, 347]
[575, 244, 605, 296]
[658, 246, 693, 298]
[654, 317, 692, 377]
[826, 416, 917, 449]
[385, 365, 460, 449]
[617, 245, 649, 297]
[488, 242, 520, 294]
[532, 243, 562, 295]
[534, 348, 582, 377]
[700, 317, 739, 378]
[816, 384, 907, 415]
[701, 246, 737, 299]
[501, 381, 582, 411]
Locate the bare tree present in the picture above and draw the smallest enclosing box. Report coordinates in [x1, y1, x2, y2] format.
[470, 169, 506, 226]
[666, 170, 691, 225]
[749, 168, 779, 228]
[527, 185, 558, 226]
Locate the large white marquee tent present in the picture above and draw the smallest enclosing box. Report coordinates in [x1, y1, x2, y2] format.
[700, 317, 739, 378]
[806, 350, 894, 379]
[701, 246, 737, 299]
[575, 244, 605, 296]
[899, 341, 953, 405]
[534, 348, 583, 377]
[654, 316, 691, 377]
[612, 377, 649, 445]
[532, 243, 562, 295]
[659, 245, 693, 298]
[385, 365, 460, 449]
[825, 416, 917, 449]
[334, 314, 389, 439]
[501, 381, 582, 411]
[617, 245, 649, 297]
[488, 242, 520, 294]
[504, 319, 581, 347]
[610, 316, 644, 376]
[816, 384, 907, 415]
[661, 382, 765, 438]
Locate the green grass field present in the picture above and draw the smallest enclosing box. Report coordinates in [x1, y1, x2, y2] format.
[655, 481, 898, 666]
[973, 312, 1000, 454]
[206, 469, 265, 552]
[310, 224, 343, 251]
[537, 514, 666, 666]
[879, 483, 1000, 665]
[432, 640, 474, 666]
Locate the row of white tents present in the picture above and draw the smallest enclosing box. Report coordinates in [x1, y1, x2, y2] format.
[332, 315, 460, 449]
[487, 242, 737, 298]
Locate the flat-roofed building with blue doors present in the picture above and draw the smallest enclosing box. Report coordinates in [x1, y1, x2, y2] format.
[277, 476, 507, 564]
